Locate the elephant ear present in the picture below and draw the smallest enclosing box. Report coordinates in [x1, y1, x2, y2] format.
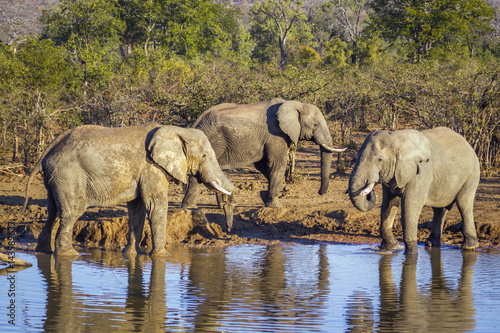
[393, 130, 432, 188]
[148, 126, 188, 184]
[277, 100, 301, 145]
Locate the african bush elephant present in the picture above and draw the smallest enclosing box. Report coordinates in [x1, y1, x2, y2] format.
[181, 98, 345, 229]
[23, 123, 234, 257]
[347, 127, 480, 255]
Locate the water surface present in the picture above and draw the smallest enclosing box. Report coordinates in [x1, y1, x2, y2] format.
[1, 244, 500, 332]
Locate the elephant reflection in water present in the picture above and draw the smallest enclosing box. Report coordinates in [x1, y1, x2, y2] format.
[37, 252, 168, 331]
[185, 245, 330, 331]
[345, 250, 477, 332]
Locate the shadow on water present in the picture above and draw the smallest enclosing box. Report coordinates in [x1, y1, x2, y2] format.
[2, 245, 499, 332]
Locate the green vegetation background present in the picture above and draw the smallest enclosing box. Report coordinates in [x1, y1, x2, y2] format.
[0, 0, 499, 173]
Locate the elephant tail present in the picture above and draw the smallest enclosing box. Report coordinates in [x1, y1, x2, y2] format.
[22, 131, 68, 214]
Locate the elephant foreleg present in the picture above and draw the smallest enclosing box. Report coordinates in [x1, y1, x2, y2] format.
[400, 196, 425, 255]
[223, 194, 234, 231]
[266, 162, 287, 208]
[425, 207, 448, 248]
[124, 199, 146, 256]
[182, 176, 201, 209]
[148, 207, 168, 257]
[379, 188, 401, 251]
[456, 190, 479, 250]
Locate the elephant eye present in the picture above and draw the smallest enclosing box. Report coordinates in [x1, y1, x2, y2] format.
[377, 158, 383, 163]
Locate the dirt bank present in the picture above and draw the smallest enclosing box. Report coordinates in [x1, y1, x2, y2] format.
[1, 136, 499, 254]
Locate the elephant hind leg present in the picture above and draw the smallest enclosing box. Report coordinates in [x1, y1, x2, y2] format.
[254, 158, 285, 208]
[36, 192, 58, 254]
[54, 205, 84, 256]
[425, 207, 448, 248]
[124, 199, 147, 256]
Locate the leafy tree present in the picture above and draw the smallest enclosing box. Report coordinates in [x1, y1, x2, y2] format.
[0, 38, 71, 166]
[307, 1, 340, 50]
[307, 0, 372, 64]
[252, 0, 307, 69]
[40, 0, 125, 84]
[118, 0, 246, 60]
[323, 37, 351, 66]
[370, 0, 495, 61]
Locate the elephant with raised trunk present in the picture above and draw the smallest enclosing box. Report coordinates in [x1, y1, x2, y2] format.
[182, 98, 345, 229]
[347, 127, 479, 255]
[24, 124, 234, 257]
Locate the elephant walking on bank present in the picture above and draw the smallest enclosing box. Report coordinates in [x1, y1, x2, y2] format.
[24, 124, 234, 256]
[347, 127, 480, 255]
[182, 98, 345, 229]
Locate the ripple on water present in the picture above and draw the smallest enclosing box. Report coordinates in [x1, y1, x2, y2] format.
[1, 245, 500, 332]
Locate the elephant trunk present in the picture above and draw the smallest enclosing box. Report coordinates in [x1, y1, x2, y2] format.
[319, 147, 332, 195]
[198, 156, 234, 195]
[348, 167, 377, 212]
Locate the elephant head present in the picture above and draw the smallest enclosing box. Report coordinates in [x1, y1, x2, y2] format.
[348, 130, 432, 211]
[148, 126, 234, 195]
[277, 100, 345, 195]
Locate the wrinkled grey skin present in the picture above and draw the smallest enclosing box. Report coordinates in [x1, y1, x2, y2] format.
[23, 124, 234, 257]
[347, 127, 479, 255]
[182, 98, 345, 229]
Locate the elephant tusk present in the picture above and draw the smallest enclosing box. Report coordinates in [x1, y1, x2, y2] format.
[210, 181, 232, 196]
[320, 143, 347, 153]
[359, 181, 376, 196]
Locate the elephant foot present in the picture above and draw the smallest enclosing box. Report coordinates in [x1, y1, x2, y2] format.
[425, 237, 441, 248]
[266, 197, 283, 208]
[182, 203, 198, 209]
[403, 240, 418, 255]
[54, 247, 79, 257]
[150, 248, 168, 258]
[379, 239, 402, 252]
[462, 238, 479, 251]
[123, 245, 144, 257]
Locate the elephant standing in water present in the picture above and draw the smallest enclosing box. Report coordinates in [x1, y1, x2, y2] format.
[181, 98, 346, 229]
[24, 124, 234, 257]
[347, 127, 479, 255]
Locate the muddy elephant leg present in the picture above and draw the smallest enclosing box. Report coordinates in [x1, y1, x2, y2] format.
[215, 192, 224, 209]
[379, 187, 401, 251]
[36, 192, 58, 254]
[182, 176, 201, 209]
[254, 159, 271, 206]
[456, 191, 479, 250]
[255, 156, 286, 208]
[223, 194, 234, 231]
[425, 207, 448, 248]
[267, 169, 285, 207]
[54, 208, 83, 256]
[124, 199, 146, 256]
[148, 206, 168, 257]
[400, 192, 425, 255]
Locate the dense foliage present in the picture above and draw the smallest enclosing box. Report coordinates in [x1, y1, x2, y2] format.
[0, 0, 499, 173]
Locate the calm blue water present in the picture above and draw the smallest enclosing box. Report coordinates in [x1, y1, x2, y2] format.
[1, 244, 500, 332]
